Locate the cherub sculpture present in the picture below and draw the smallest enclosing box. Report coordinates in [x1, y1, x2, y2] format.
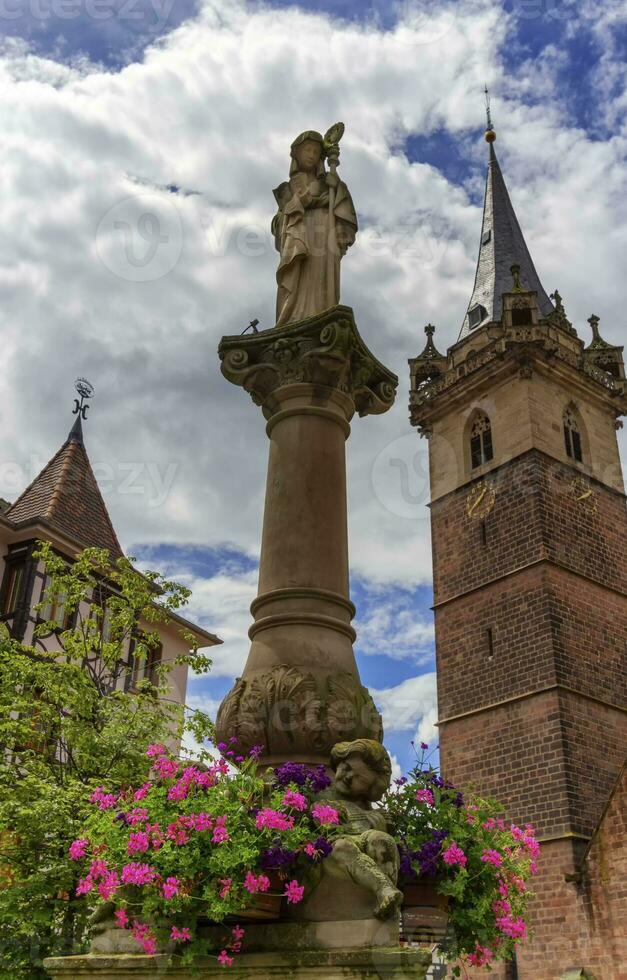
[319, 738, 402, 919]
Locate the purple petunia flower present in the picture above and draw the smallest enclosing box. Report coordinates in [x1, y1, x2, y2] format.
[260, 845, 298, 870]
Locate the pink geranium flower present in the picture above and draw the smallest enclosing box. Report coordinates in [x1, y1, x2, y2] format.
[442, 843, 467, 868]
[468, 944, 494, 967]
[90, 787, 118, 810]
[152, 756, 180, 780]
[89, 860, 109, 880]
[311, 804, 339, 826]
[219, 878, 232, 899]
[131, 920, 158, 954]
[255, 809, 294, 831]
[496, 915, 527, 940]
[166, 822, 189, 846]
[127, 808, 149, 825]
[145, 743, 167, 758]
[283, 880, 305, 904]
[114, 908, 129, 930]
[127, 832, 150, 856]
[192, 812, 213, 832]
[162, 877, 180, 899]
[171, 926, 191, 942]
[243, 872, 260, 894]
[121, 863, 157, 886]
[68, 839, 89, 861]
[217, 950, 233, 967]
[76, 876, 93, 896]
[98, 872, 120, 902]
[134, 782, 152, 801]
[281, 790, 307, 811]
[481, 848, 503, 867]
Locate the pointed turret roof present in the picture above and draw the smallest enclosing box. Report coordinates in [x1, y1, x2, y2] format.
[7, 416, 124, 559]
[459, 135, 554, 340]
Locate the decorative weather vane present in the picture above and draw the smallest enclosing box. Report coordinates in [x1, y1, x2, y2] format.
[73, 377, 94, 421]
[485, 85, 493, 129]
[484, 85, 496, 143]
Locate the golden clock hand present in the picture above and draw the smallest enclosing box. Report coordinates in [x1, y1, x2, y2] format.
[469, 486, 487, 516]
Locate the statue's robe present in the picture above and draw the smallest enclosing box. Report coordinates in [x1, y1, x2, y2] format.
[272, 172, 357, 327]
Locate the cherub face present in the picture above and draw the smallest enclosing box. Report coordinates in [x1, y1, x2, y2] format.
[294, 139, 322, 174]
[334, 753, 377, 800]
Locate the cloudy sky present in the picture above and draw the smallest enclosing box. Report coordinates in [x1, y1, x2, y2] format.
[0, 0, 625, 775]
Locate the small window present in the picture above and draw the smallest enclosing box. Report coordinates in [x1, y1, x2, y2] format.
[486, 628, 494, 660]
[40, 575, 71, 630]
[470, 414, 494, 469]
[468, 304, 487, 329]
[511, 307, 533, 327]
[1, 562, 25, 616]
[481, 229, 491, 246]
[564, 408, 583, 463]
[128, 639, 162, 690]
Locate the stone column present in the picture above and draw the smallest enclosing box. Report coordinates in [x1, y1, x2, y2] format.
[215, 305, 397, 766]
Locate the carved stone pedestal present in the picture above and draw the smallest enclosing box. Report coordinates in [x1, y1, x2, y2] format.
[45, 916, 432, 979]
[44, 946, 432, 979]
[215, 306, 397, 766]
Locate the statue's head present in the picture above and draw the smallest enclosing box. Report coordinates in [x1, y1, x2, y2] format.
[290, 131, 325, 176]
[330, 738, 392, 803]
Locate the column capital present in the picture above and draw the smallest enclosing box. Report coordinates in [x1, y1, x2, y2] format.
[218, 305, 397, 419]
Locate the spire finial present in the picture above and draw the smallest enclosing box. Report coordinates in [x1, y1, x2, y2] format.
[425, 323, 435, 338]
[73, 377, 94, 421]
[587, 314, 601, 341]
[484, 85, 496, 143]
[68, 378, 94, 444]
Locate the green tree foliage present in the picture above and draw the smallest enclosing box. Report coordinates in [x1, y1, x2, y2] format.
[0, 543, 213, 979]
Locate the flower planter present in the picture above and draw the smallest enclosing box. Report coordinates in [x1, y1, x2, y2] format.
[400, 880, 450, 946]
[225, 874, 285, 922]
[232, 890, 284, 921]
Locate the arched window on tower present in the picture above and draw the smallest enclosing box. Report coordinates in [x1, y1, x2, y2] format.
[470, 413, 494, 469]
[563, 407, 583, 463]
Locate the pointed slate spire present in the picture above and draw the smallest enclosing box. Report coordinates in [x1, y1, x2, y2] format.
[67, 412, 84, 445]
[7, 381, 123, 559]
[459, 100, 554, 340]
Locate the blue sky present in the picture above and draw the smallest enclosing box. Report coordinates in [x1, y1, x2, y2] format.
[1, 0, 626, 778]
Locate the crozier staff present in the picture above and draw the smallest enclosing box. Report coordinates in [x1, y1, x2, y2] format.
[272, 126, 358, 327]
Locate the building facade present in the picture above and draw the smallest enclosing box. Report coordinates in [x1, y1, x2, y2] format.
[409, 126, 627, 977]
[0, 406, 220, 709]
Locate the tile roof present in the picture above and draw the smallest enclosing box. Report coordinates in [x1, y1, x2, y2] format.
[459, 142, 554, 340]
[6, 416, 124, 559]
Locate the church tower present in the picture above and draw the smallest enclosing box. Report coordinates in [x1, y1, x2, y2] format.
[409, 111, 627, 977]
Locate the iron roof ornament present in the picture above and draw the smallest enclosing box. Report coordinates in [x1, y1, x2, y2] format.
[73, 378, 94, 422]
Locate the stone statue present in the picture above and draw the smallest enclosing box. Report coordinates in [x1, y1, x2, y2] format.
[272, 126, 358, 327]
[320, 739, 402, 919]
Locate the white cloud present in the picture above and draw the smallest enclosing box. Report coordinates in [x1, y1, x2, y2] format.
[354, 586, 434, 661]
[0, 0, 625, 606]
[372, 671, 437, 735]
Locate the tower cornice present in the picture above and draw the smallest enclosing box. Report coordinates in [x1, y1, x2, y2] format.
[410, 317, 627, 433]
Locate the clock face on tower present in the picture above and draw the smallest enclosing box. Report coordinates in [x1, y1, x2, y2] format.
[466, 481, 496, 520]
[570, 476, 598, 513]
